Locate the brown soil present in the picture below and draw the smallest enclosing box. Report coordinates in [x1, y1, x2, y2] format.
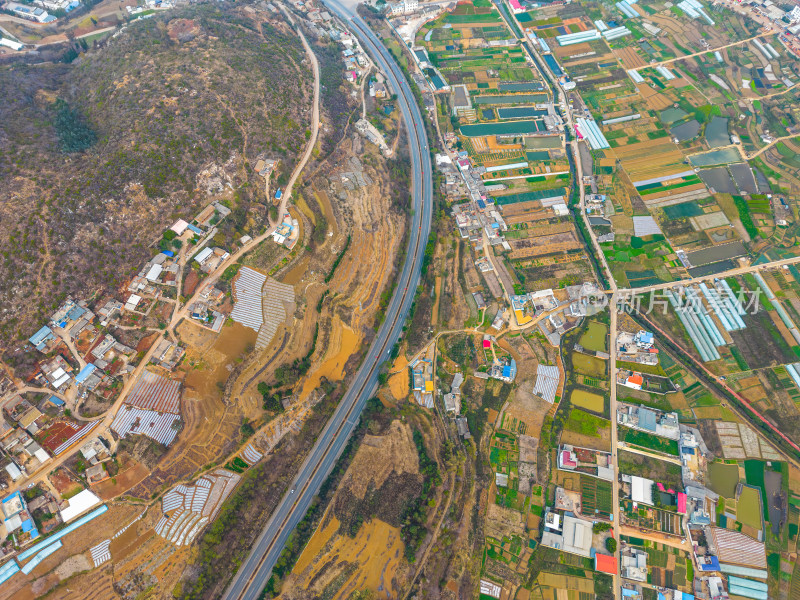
[136, 332, 159, 354]
[93, 460, 150, 500]
[126, 321, 255, 500]
[184, 270, 200, 296]
[340, 420, 419, 499]
[286, 513, 407, 600]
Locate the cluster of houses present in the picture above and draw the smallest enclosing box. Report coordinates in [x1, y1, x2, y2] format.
[290, 0, 372, 86]
[272, 212, 300, 250]
[27, 299, 135, 407]
[188, 285, 227, 334]
[613, 404, 766, 600]
[3, 1, 59, 23]
[538, 401, 758, 599]
[0, 197, 245, 495]
[616, 329, 659, 366]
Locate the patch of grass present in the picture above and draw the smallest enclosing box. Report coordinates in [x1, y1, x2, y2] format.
[565, 408, 609, 438]
[619, 426, 679, 456]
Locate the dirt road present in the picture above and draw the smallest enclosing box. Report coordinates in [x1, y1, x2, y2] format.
[646, 31, 776, 68]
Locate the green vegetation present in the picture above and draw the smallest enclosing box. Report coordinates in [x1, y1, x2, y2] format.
[401, 429, 442, 562]
[224, 456, 249, 473]
[325, 234, 351, 283]
[52, 98, 97, 153]
[619, 427, 679, 456]
[565, 409, 609, 438]
[744, 460, 770, 520]
[581, 476, 613, 517]
[220, 263, 242, 283]
[732, 195, 759, 239]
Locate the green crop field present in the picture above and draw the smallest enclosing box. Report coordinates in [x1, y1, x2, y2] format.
[619, 427, 679, 456]
[565, 408, 610, 438]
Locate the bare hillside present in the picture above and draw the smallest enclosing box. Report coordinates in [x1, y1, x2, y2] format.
[0, 4, 313, 347]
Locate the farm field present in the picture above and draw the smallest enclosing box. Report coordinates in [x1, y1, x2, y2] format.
[503, 0, 800, 285]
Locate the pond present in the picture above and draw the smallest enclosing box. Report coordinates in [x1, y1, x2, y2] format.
[460, 119, 546, 137]
[525, 135, 562, 149]
[699, 167, 738, 194]
[729, 162, 758, 194]
[497, 107, 548, 119]
[671, 119, 701, 142]
[689, 147, 741, 167]
[737, 485, 763, 530]
[705, 116, 730, 148]
[660, 107, 688, 124]
[571, 353, 607, 378]
[580, 321, 608, 353]
[498, 81, 545, 92]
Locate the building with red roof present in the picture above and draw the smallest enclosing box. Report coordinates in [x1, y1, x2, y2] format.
[595, 553, 617, 574]
[677, 492, 687, 514]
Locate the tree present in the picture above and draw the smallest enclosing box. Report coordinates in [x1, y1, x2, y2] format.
[605, 537, 617, 553]
[52, 99, 97, 152]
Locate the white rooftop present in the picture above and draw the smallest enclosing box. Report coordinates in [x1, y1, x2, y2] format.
[59, 489, 101, 523]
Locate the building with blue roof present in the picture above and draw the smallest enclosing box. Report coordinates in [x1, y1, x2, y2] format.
[46, 395, 65, 408]
[1, 491, 38, 543]
[493, 359, 517, 383]
[637, 407, 658, 432]
[162, 250, 175, 258]
[75, 363, 97, 385]
[29, 326, 56, 353]
[187, 224, 203, 235]
[66, 304, 86, 322]
[698, 555, 720, 571]
[657, 592, 693, 600]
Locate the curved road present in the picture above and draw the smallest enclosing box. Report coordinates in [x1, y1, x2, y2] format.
[223, 3, 433, 599]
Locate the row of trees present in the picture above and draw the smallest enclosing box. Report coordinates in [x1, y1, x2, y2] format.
[400, 429, 442, 561]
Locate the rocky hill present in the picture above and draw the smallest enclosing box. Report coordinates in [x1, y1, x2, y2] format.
[0, 4, 313, 349]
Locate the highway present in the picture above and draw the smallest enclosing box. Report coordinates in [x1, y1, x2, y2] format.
[223, 3, 433, 599]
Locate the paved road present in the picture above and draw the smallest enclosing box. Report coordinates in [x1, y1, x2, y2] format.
[223, 4, 433, 599]
[608, 298, 622, 598]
